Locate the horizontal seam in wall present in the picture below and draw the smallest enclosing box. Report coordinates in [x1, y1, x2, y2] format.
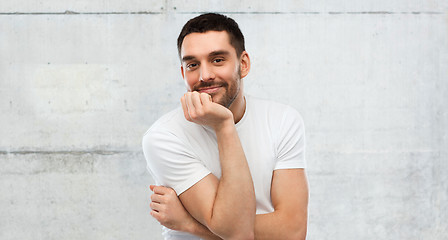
[0, 11, 164, 15]
[0, 150, 136, 155]
[0, 11, 444, 15]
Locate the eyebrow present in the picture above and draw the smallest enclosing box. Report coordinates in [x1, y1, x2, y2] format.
[209, 50, 230, 58]
[182, 50, 231, 63]
[182, 55, 196, 62]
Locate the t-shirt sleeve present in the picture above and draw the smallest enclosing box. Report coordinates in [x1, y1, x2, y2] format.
[142, 128, 211, 196]
[274, 106, 306, 170]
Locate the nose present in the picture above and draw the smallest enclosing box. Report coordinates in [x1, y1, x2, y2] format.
[199, 63, 215, 82]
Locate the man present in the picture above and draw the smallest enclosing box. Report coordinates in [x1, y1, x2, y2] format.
[142, 13, 308, 239]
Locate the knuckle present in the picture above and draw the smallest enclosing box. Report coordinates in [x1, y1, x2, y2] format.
[201, 93, 210, 101]
[167, 193, 175, 201]
[195, 109, 204, 116]
[165, 198, 171, 205]
[189, 112, 197, 119]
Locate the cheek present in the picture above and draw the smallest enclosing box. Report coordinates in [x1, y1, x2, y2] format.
[184, 72, 199, 90]
[217, 65, 238, 80]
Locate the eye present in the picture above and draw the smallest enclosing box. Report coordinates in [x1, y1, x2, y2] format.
[213, 58, 224, 64]
[186, 63, 198, 70]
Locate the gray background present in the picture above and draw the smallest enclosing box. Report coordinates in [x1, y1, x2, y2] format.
[1, 1, 447, 239]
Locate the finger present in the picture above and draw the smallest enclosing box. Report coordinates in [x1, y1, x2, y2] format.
[181, 95, 192, 122]
[152, 185, 171, 195]
[191, 91, 203, 109]
[185, 92, 195, 111]
[200, 92, 212, 106]
[150, 193, 164, 203]
[150, 210, 162, 222]
[150, 185, 165, 193]
[150, 201, 162, 211]
[185, 92, 197, 119]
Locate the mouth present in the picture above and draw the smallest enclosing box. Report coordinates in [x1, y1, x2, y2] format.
[197, 86, 222, 94]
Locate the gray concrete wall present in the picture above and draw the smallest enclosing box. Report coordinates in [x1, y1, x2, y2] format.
[1, 1, 447, 239]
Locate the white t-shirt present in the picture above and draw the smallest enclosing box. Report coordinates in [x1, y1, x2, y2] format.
[142, 95, 306, 239]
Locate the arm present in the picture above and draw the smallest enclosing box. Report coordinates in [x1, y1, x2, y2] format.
[254, 169, 308, 239]
[179, 92, 256, 239]
[149, 185, 222, 240]
[150, 169, 308, 239]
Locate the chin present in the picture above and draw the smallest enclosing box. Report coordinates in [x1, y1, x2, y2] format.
[210, 95, 227, 108]
[211, 96, 225, 106]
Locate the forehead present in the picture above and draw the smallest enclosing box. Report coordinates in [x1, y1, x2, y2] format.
[180, 31, 236, 59]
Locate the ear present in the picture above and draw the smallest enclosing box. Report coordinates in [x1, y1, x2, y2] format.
[180, 64, 185, 79]
[239, 51, 251, 79]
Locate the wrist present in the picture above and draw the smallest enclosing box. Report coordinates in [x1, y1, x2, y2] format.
[213, 118, 235, 134]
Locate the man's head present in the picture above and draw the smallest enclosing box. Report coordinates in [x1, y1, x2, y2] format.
[178, 13, 250, 110]
[177, 13, 245, 59]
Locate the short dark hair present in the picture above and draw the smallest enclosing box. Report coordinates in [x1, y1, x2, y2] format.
[177, 13, 245, 58]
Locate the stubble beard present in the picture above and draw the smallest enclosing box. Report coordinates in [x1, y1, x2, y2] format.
[193, 67, 242, 109]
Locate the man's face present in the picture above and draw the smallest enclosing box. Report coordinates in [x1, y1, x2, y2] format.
[180, 31, 245, 108]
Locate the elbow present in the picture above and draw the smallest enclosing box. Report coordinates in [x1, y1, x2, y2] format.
[206, 208, 256, 240]
[208, 221, 255, 240]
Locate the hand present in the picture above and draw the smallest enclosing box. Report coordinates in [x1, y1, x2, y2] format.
[181, 91, 233, 130]
[149, 185, 197, 233]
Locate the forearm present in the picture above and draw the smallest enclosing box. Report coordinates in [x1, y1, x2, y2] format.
[186, 210, 306, 240]
[186, 220, 222, 240]
[210, 122, 256, 238]
[254, 211, 307, 240]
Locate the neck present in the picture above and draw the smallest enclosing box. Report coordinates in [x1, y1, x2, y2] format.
[229, 89, 246, 124]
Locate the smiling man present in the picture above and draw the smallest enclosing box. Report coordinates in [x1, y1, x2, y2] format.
[142, 13, 308, 240]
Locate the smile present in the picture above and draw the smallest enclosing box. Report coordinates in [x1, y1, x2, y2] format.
[198, 86, 222, 94]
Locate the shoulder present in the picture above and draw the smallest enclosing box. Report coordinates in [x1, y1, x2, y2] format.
[142, 108, 183, 155]
[142, 107, 201, 166]
[246, 96, 305, 146]
[247, 96, 303, 123]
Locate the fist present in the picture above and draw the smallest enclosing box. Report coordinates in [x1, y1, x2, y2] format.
[181, 91, 233, 130]
[149, 185, 195, 232]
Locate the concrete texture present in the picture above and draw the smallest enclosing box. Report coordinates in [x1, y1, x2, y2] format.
[1, 1, 447, 239]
